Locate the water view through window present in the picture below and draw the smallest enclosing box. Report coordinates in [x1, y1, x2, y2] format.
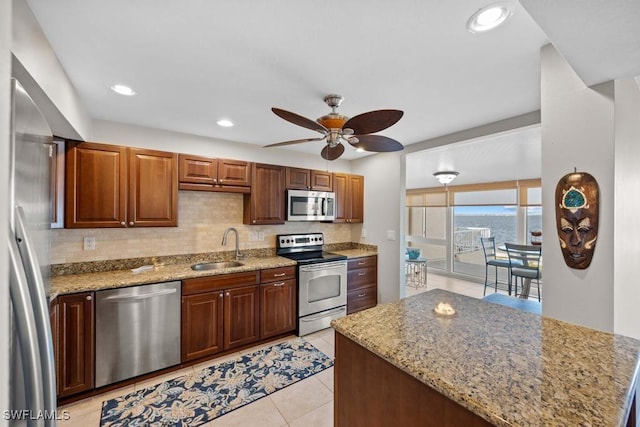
[452, 205, 541, 280]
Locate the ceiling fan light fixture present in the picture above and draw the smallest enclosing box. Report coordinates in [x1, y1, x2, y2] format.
[434, 171, 459, 185]
[466, 2, 513, 33]
[317, 114, 348, 129]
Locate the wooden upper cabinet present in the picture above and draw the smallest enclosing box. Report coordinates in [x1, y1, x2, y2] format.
[334, 172, 364, 223]
[244, 163, 285, 225]
[65, 141, 178, 228]
[285, 167, 333, 191]
[348, 174, 364, 223]
[179, 154, 251, 193]
[65, 141, 127, 228]
[128, 148, 178, 227]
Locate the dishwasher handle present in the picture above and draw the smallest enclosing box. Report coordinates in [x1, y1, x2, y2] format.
[102, 288, 177, 302]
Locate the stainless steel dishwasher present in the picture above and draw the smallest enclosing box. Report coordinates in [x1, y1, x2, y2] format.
[95, 281, 181, 388]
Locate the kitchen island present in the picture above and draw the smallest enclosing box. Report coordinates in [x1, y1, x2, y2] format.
[331, 289, 640, 427]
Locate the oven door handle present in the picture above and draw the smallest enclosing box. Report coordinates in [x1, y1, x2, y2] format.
[300, 261, 347, 272]
[300, 306, 346, 322]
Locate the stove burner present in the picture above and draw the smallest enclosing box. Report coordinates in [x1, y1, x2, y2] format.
[276, 233, 347, 265]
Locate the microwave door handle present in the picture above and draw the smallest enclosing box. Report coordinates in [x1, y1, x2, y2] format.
[321, 198, 326, 216]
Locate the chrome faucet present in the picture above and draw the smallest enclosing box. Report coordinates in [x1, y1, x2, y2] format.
[222, 227, 244, 260]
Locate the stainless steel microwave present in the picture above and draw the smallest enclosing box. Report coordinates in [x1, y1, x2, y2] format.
[286, 190, 336, 221]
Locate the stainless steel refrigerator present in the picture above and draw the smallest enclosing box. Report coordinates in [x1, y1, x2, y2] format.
[8, 78, 57, 426]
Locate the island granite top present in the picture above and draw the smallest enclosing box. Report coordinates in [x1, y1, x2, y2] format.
[331, 289, 640, 427]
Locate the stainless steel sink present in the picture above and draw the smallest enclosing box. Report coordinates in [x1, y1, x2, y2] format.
[191, 261, 244, 271]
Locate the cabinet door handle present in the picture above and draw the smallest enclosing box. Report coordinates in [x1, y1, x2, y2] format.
[226, 292, 230, 296]
[358, 272, 366, 276]
[358, 293, 366, 297]
[358, 261, 366, 265]
[213, 178, 217, 183]
[219, 293, 223, 298]
[273, 282, 285, 287]
[274, 273, 286, 277]
[120, 221, 126, 226]
[129, 221, 134, 226]
[219, 179, 224, 182]
[86, 295, 92, 301]
[252, 220, 256, 224]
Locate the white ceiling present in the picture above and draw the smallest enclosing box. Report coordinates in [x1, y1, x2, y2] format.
[25, 0, 550, 161]
[23, 0, 640, 173]
[406, 125, 541, 189]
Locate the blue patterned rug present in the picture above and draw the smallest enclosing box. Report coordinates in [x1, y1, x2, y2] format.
[100, 337, 333, 426]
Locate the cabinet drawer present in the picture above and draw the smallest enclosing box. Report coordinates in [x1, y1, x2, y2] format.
[347, 285, 377, 314]
[348, 256, 377, 270]
[260, 266, 296, 283]
[347, 267, 376, 291]
[182, 271, 259, 296]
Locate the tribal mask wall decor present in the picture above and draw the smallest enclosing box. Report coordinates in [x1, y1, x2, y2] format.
[555, 171, 599, 269]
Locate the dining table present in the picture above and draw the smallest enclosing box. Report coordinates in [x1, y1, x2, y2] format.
[497, 243, 542, 299]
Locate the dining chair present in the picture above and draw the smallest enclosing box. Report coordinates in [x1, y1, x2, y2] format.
[505, 243, 542, 301]
[480, 237, 511, 296]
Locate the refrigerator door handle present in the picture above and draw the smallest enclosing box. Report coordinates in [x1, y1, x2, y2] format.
[9, 234, 45, 427]
[15, 206, 57, 422]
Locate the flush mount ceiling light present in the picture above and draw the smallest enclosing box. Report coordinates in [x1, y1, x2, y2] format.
[109, 84, 136, 96]
[433, 171, 459, 185]
[466, 2, 513, 33]
[216, 119, 234, 127]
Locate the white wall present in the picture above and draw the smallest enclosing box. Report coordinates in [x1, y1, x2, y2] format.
[11, 0, 91, 140]
[540, 44, 615, 332]
[1, 0, 12, 422]
[351, 152, 404, 303]
[613, 78, 640, 339]
[92, 119, 352, 172]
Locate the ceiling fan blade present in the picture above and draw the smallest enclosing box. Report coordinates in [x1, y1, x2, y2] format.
[272, 108, 328, 134]
[321, 143, 345, 161]
[264, 137, 326, 148]
[342, 109, 403, 135]
[349, 134, 404, 152]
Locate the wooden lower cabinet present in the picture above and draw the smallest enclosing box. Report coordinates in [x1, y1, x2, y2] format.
[181, 272, 261, 362]
[260, 279, 296, 339]
[181, 292, 224, 361]
[347, 256, 378, 314]
[55, 292, 95, 398]
[223, 285, 260, 350]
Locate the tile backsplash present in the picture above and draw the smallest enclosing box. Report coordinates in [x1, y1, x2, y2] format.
[51, 191, 353, 264]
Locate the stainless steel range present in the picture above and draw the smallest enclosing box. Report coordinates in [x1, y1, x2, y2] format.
[276, 233, 348, 336]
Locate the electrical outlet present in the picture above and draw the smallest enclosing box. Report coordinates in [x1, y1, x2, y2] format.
[83, 236, 96, 250]
[386, 230, 396, 241]
[248, 231, 258, 241]
[361, 228, 367, 238]
[258, 232, 265, 241]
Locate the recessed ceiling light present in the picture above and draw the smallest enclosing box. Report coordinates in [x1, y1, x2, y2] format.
[109, 84, 136, 96]
[216, 119, 234, 128]
[466, 2, 513, 33]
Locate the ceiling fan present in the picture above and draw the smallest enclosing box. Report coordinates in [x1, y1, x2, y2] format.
[265, 94, 404, 160]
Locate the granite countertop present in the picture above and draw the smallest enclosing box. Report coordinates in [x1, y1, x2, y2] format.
[49, 256, 296, 298]
[331, 289, 640, 427]
[330, 249, 378, 258]
[49, 249, 377, 299]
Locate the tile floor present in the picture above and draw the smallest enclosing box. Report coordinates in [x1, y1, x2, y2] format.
[57, 273, 496, 427]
